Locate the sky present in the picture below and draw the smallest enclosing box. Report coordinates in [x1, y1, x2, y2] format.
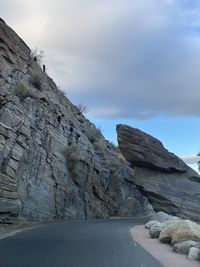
[1, 0, 200, 171]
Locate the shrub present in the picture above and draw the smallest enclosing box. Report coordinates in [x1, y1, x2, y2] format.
[77, 103, 88, 115]
[64, 144, 80, 176]
[13, 81, 36, 100]
[29, 72, 42, 90]
[30, 48, 44, 65]
[85, 125, 102, 144]
[93, 140, 106, 151]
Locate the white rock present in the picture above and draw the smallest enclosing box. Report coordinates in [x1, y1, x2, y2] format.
[145, 220, 158, 229]
[188, 247, 200, 260]
[173, 240, 197, 254]
[151, 211, 179, 223]
[159, 220, 200, 245]
[149, 223, 162, 238]
[149, 219, 180, 239]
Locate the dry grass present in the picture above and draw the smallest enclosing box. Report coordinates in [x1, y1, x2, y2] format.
[117, 153, 127, 163]
[64, 144, 80, 176]
[85, 125, 102, 144]
[93, 139, 106, 151]
[13, 81, 36, 100]
[29, 72, 42, 90]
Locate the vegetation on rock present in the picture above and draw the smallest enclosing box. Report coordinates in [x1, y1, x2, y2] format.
[13, 81, 36, 100]
[64, 144, 81, 177]
[29, 72, 43, 90]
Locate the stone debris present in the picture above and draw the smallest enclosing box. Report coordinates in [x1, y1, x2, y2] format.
[159, 220, 200, 245]
[173, 240, 197, 254]
[188, 247, 200, 261]
[146, 211, 200, 263]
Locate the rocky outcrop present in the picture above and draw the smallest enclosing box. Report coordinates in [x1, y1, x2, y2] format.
[0, 20, 151, 223]
[117, 124, 189, 173]
[117, 124, 200, 222]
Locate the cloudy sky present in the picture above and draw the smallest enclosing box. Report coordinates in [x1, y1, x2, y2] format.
[1, 0, 200, 171]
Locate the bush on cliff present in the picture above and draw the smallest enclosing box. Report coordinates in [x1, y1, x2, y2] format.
[64, 144, 81, 177]
[29, 72, 42, 90]
[13, 80, 36, 100]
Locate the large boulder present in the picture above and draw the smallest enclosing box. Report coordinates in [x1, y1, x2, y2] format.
[151, 211, 179, 223]
[117, 124, 200, 222]
[173, 240, 197, 254]
[146, 211, 179, 229]
[159, 220, 200, 245]
[145, 220, 159, 229]
[117, 125, 187, 172]
[149, 222, 162, 238]
[149, 219, 180, 238]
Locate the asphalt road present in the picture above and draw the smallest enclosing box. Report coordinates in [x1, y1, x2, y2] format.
[0, 218, 163, 267]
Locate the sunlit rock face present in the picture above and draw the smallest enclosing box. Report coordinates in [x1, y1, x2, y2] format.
[117, 124, 200, 222]
[0, 19, 151, 223]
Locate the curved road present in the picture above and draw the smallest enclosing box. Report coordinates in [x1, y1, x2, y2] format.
[0, 218, 163, 267]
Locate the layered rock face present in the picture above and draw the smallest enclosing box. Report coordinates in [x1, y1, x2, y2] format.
[0, 20, 151, 223]
[117, 124, 200, 222]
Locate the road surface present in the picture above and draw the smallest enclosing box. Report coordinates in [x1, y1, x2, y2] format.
[0, 218, 163, 267]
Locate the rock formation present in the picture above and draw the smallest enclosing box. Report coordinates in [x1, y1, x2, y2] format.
[0, 20, 152, 223]
[117, 124, 200, 222]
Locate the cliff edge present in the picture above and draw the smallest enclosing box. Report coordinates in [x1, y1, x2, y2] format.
[0, 20, 152, 223]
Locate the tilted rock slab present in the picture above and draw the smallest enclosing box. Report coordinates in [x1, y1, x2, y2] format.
[117, 124, 200, 222]
[0, 20, 151, 223]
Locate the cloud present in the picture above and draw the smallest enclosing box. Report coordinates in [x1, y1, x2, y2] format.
[2, 0, 200, 119]
[182, 155, 200, 164]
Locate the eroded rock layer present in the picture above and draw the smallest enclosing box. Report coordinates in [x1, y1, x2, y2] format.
[117, 124, 200, 222]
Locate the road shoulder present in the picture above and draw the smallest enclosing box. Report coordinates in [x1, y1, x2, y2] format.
[131, 225, 199, 267]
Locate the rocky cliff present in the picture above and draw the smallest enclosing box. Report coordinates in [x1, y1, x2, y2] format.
[117, 124, 200, 222]
[0, 20, 151, 223]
